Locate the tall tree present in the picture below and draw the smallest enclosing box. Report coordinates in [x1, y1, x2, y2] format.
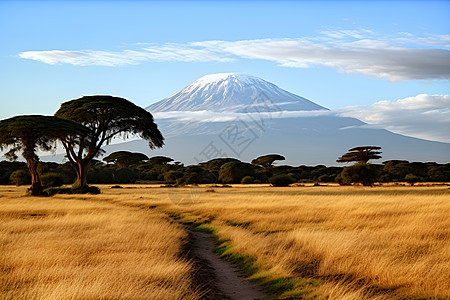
[251, 154, 285, 170]
[103, 151, 149, 169]
[0, 115, 88, 195]
[336, 146, 382, 164]
[55, 95, 164, 188]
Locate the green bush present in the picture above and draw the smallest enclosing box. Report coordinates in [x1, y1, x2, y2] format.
[404, 173, 419, 186]
[268, 174, 296, 187]
[241, 176, 255, 184]
[339, 163, 380, 186]
[40, 172, 65, 187]
[45, 186, 101, 196]
[219, 162, 255, 183]
[9, 170, 31, 186]
[115, 168, 139, 183]
[87, 169, 115, 184]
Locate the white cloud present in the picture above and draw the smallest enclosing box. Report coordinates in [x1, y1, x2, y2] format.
[337, 94, 450, 143]
[154, 94, 450, 143]
[19, 30, 450, 81]
[154, 109, 332, 123]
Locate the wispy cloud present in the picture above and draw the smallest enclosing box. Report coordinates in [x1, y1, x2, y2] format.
[337, 94, 450, 143]
[154, 94, 450, 143]
[154, 109, 332, 123]
[19, 30, 450, 81]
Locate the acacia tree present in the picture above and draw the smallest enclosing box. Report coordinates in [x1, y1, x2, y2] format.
[148, 156, 174, 165]
[103, 151, 149, 169]
[337, 146, 382, 164]
[0, 115, 88, 195]
[336, 146, 382, 186]
[55, 95, 164, 188]
[251, 154, 285, 170]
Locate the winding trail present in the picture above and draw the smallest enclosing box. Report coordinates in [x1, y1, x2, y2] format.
[186, 226, 270, 300]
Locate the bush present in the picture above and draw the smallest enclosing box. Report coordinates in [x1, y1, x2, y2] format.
[241, 176, 255, 184]
[318, 174, 335, 183]
[9, 170, 31, 186]
[219, 162, 255, 183]
[268, 174, 296, 187]
[163, 170, 183, 183]
[339, 163, 380, 186]
[115, 168, 139, 183]
[404, 173, 419, 186]
[87, 169, 114, 184]
[45, 186, 101, 196]
[40, 172, 65, 187]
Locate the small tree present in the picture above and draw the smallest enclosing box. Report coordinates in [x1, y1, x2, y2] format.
[337, 146, 382, 186]
[404, 173, 419, 186]
[10, 169, 31, 186]
[218, 161, 255, 183]
[337, 146, 382, 164]
[268, 174, 295, 187]
[339, 163, 380, 186]
[55, 95, 164, 189]
[103, 151, 149, 169]
[252, 154, 285, 170]
[0, 115, 88, 195]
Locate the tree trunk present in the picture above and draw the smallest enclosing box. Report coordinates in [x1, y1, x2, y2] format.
[73, 160, 89, 189]
[26, 159, 43, 196]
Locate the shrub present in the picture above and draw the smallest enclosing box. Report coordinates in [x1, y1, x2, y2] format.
[318, 174, 335, 183]
[163, 170, 183, 183]
[45, 186, 101, 196]
[40, 172, 65, 187]
[9, 170, 30, 186]
[87, 169, 114, 184]
[404, 173, 419, 186]
[241, 176, 255, 184]
[219, 162, 255, 183]
[339, 163, 380, 186]
[268, 174, 296, 187]
[115, 168, 139, 183]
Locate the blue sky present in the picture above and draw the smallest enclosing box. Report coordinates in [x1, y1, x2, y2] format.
[1, 0, 449, 142]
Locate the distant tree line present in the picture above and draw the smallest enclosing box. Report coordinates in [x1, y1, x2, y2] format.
[2, 153, 449, 188]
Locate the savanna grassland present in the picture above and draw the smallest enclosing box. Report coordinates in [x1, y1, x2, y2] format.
[1, 184, 449, 299]
[0, 186, 199, 299]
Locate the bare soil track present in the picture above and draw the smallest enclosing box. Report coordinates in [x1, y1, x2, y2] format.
[185, 226, 270, 300]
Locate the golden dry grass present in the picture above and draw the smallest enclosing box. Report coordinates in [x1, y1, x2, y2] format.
[158, 185, 450, 299]
[0, 185, 198, 300]
[1, 184, 449, 299]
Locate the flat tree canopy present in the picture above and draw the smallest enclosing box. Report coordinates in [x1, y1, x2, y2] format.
[103, 151, 149, 169]
[251, 154, 285, 170]
[0, 115, 88, 195]
[55, 95, 164, 188]
[337, 146, 382, 164]
[148, 156, 174, 165]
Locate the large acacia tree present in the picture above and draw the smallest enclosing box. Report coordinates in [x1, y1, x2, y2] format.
[55, 95, 164, 188]
[0, 115, 88, 195]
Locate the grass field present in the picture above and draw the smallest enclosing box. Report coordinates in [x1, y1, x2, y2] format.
[0, 186, 198, 299]
[1, 184, 449, 299]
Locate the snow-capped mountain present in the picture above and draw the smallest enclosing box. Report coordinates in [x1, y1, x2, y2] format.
[43, 73, 450, 165]
[146, 73, 326, 112]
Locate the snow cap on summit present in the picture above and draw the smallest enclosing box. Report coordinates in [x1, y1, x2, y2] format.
[147, 73, 327, 112]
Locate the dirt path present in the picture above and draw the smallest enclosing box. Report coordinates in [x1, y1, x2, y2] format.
[186, 227, 270, 300]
